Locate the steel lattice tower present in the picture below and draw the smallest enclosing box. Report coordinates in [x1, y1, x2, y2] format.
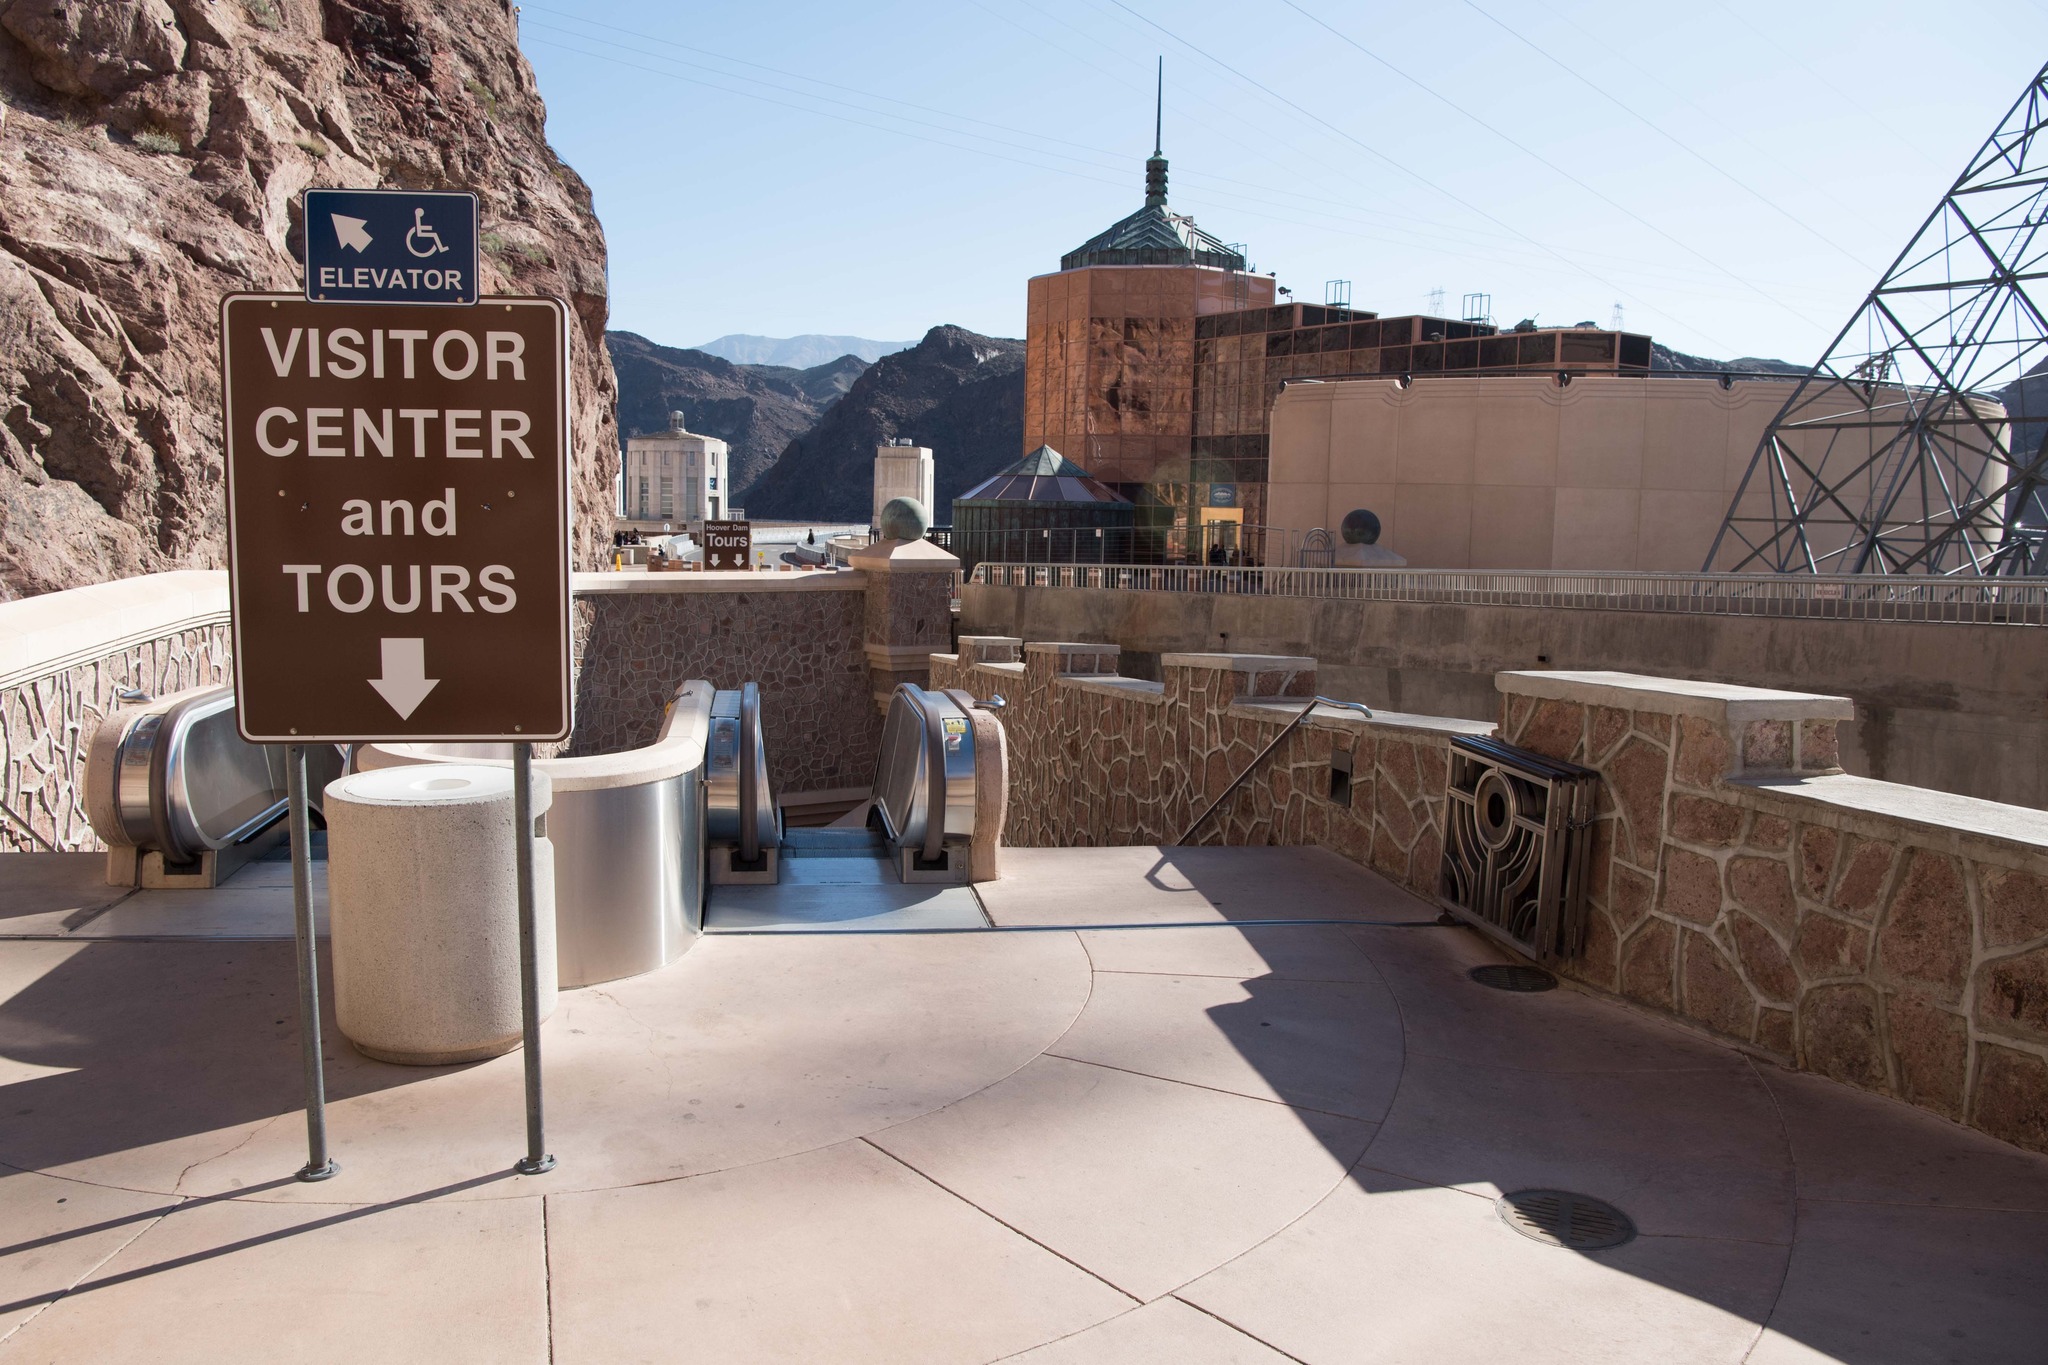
[1707, 61, 2048, 576]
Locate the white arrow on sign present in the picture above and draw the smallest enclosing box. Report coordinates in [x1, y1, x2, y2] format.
[369, 638, 439, 720]
[332, 213, 373, 253]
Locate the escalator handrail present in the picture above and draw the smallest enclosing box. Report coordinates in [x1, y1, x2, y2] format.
[739, 680, 761, 864]
[920, 687, 947, 864]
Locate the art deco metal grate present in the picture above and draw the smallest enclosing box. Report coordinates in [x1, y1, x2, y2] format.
[1438, 735, 1598, 961]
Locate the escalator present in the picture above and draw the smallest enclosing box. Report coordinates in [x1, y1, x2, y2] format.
[702, 682, 1001, 932]
[86, 684, 344, 886]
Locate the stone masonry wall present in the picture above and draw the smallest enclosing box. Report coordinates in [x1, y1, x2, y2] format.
[570, 587, 878, 795]
[947, 644, 2048, 1155]
[2, 621, 232, 852]
[931, 638, 1461, 901]
[1500, 677, 2048, 1154]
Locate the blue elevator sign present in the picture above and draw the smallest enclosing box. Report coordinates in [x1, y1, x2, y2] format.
[302, 188, 479, 306]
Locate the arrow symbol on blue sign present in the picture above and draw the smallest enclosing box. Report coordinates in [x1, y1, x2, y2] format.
[369, 637, 438, 719]
[331, 214, 373, 253]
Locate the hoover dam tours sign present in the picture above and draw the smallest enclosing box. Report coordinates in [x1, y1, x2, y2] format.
[703, 519, 751, 571]
[221, 295, 572, 742]
[303, 188, 480, 306]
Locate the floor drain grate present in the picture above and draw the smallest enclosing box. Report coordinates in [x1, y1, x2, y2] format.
[1497, 1189, 1635, 1251]
[1468, 963, 1557, 992]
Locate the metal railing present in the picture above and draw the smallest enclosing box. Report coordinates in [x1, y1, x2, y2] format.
[967, 563, 2048, 625]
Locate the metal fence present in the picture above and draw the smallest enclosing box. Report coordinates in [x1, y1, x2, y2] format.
[967, 564, 2048, 625]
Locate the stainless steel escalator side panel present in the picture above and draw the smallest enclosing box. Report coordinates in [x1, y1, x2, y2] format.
[873, 684, 977, 858]
[705, 689, 742, 844]
[705, 685, 779, 856]
[936, 692, 978, 848]
[114, 711, 164, 847]
[123, 687, 288, 863]
[550, 772, 694, 989]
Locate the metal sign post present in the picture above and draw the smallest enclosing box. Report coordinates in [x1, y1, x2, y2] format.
[285, 744, 338, 1181]
[512, 743, 554, 1175]
[225, 241, 574, 1177]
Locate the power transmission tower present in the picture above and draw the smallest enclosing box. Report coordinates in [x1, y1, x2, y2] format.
[1707, 61, 2048, 576]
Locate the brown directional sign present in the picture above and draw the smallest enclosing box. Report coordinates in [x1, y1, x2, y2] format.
[221, 294, 572, 742]
[703, 519, 751, 571]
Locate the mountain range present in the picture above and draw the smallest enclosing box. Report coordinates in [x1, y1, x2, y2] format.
[741, 327, 1027, 521]
[607, 333, 868, 495]
[607, 326, 1027, 521]
[693, 334, 918, 368]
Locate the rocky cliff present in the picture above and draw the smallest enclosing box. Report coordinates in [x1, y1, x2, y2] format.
[606, 331, 863, 499]
[0, 0, 617, 600]
[742, 325, 1024, 522]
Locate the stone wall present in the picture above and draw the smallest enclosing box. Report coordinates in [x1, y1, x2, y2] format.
[959, 580, 2048, 809]
[1, 622, 232, 853]
[568, 578, 877, 796]
[1499, 670, 2048, 1153]
[931, 637, 1484, 901]
[944, 643, 2048, 1154]
[1, 571, 234, 853]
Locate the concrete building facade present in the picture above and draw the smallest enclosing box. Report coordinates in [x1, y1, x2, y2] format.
[1023, 145, 1647, 545]
[621, 410, 729, 527]
[871, 440, 934, 527]
[1266, 373, 2006, 572]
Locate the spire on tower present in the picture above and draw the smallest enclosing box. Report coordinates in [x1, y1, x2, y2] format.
[1145, 57, 1168, 209]
[1153, 56, 1163, 157]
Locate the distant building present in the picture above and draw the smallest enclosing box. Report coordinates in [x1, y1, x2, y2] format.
[871, 440, 934, 528]
[952, 445, 1134, 569]
[621, 411, 729, 525]
[1268, 372, 1812, 571]
[1023, 131, 1650, 556]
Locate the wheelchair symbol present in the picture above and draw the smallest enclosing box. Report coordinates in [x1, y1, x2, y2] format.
[404, 207, 450, 259]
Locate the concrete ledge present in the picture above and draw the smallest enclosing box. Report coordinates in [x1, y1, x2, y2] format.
[1230, 698, 1494, 740]
[1730, 771, 2048, 865]
[570, 570, 865, 595]
[866, 643, 938, 668]
[362, 682, 713, 792]
[968, 661, 1026, 679]
[1498, 669, 1855, 725]
[1024, 642, 1120, 656]
[847, 538, 960, 573]
[1061, 675, 1166, 705]
[0, 570, 229, 688]
[1164, 652, 1318, 673]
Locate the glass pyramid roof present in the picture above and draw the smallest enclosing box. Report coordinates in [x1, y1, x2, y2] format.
[955, 446, 1133, 505]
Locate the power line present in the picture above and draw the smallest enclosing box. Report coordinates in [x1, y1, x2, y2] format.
[1704, 0, 1948, 170]
[1279, 0, 1829, 327]
[523, 28, 1842, 308]
[527, 3, 1846, 305]
[527, 2, 1573, 264]
[1091, 0, 1739, 350]
[1457, 0, 1877, 272]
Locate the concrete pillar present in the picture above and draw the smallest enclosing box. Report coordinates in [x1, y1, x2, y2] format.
[324, 764, 558, 1065]
[850, 536, 962, 712]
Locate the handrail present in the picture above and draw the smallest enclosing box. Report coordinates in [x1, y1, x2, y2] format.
[738, 681, 762, 864]
[1177, 697, 1372, 845]
[920, 688, 948, 864]
[969, 563, 2048, 625]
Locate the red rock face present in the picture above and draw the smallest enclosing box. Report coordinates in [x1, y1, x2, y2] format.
[0, 0, 619, 598]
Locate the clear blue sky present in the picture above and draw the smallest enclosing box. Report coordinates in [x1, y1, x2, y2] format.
[517, 1, 2048, 365]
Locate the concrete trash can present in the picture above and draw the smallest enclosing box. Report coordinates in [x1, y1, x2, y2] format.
[325, 764, 558, 1065]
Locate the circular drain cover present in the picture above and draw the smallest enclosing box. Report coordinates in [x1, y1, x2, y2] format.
[1468, 964, 1557, 992]
[1497, 1189, 1635, 1250]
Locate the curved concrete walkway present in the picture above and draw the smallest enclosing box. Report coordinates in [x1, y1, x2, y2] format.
[0, 847, 2044, 1362]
